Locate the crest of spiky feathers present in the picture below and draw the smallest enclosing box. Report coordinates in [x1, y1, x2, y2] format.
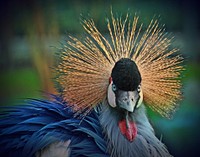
[56, 12, 183, 118]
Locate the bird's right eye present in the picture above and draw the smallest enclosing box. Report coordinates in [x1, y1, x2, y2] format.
[112, 84, 117, 92]
[137, 84, 141, 93]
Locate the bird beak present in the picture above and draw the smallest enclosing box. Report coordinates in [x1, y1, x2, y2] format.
[107, 81, 143, 110]
[116, 90, 140, 112]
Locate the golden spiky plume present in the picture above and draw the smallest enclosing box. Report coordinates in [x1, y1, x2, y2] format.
[56, 12, 183, 118]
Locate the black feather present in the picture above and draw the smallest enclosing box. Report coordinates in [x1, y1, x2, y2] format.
[111, 58, 141, 91]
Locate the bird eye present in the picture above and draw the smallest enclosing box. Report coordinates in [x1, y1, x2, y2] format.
[112, 84, 117, 92]
[137, 84, 141, 93]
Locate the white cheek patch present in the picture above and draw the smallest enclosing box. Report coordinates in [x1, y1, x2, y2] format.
[137, 89, 143, 108]
[107, 82, 116, 108]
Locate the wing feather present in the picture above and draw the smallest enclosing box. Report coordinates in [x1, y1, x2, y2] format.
[0, 97, 108, 157]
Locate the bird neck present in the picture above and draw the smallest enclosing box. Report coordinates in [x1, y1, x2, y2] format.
[99, 100, 172, 157]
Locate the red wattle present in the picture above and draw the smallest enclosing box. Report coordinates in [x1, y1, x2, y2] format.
[118, 119, 137, 142]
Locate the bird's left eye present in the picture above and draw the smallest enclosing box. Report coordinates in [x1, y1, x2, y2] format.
[112, 84, 117, 92]
[137, 84, 141, 93]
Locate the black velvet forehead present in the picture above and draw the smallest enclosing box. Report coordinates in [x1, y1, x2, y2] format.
[111, 58, 141, 91]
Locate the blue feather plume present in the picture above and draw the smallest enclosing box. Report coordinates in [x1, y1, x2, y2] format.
[0, 96, 109, 157]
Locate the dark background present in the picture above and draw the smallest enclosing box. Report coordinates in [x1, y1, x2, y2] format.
[0, 0, 199, 156]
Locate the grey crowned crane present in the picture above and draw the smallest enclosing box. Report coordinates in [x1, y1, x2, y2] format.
[0, 12, 183, 157]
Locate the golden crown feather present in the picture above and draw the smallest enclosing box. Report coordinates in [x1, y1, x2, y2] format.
[56, 12, 183, 118]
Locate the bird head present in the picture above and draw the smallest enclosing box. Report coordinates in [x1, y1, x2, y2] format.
[57, 12, 183, 140]
[107, 58, 143, 142]
[108, 58, 142, 111]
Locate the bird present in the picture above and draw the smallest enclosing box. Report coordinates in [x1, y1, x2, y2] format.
[0, 12, 183, 157]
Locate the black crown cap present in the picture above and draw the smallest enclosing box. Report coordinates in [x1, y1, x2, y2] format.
[111, 58, 141, 91]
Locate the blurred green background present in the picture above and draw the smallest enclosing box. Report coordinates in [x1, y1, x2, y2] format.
[0, 0, 199, 156]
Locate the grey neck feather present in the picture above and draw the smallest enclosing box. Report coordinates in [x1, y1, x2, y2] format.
[99, 100, 173, 157]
